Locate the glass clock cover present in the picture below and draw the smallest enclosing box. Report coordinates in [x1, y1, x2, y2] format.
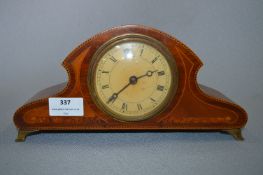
[88, 35, 178, 121]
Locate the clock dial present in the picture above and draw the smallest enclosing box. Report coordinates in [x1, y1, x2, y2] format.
[89, 35, 177, 121]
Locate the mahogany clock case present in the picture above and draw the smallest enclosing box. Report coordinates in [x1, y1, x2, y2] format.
[13, 25, 248, 141]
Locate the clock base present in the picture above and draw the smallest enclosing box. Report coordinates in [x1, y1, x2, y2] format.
[15, 130, 38, 142]
[223, 129, 244, 141]
[15, 129, 243, 142]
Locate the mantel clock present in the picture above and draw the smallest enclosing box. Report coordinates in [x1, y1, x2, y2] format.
[13, 25, 248, 141]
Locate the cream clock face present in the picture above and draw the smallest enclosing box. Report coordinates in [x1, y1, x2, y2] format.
[89, 35, 177, 121]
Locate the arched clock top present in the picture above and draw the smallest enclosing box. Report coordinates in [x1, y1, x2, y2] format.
[61, 25, 203, 85]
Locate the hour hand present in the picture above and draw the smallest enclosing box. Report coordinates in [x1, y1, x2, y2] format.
[137, 70, 158, 79]
[107, 93, 118, 104]
[146, 70, 158, 77]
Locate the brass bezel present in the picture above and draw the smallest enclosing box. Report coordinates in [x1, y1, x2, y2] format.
[88, 34, 178, 122]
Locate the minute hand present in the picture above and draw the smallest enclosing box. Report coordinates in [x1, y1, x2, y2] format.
[116, 83, 131, 95]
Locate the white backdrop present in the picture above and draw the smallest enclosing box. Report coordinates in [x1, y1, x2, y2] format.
[0, 0, 263, 175]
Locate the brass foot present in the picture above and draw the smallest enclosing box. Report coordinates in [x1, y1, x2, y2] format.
[223, 129, 244, 141]
[15, 130, 38, 142]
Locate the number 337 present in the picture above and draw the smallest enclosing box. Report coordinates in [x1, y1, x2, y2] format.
[60, 100, 71, 105]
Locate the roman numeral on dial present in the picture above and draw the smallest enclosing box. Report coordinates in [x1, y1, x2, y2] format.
[157, 85, 164, 91]
[158, 71, 165, 76]
[140, 45, 144, 56]
[121, 103, 127, 111]
[109, 55, 117, 62]
[150, 98, 156, 102]
[151, 55, 160, 64]
[102, 85, 109, 89]
[137, 104, 142, 111]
